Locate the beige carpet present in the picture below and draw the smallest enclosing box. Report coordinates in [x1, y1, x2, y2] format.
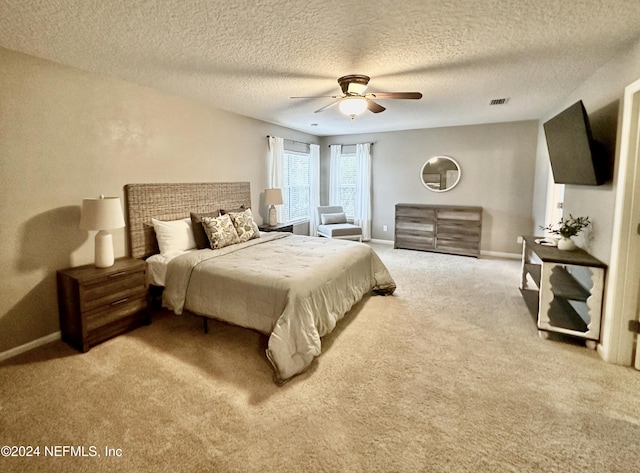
[2, 243, 640, 472]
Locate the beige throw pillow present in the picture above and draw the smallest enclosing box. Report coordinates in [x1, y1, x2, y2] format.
[321, 212, 348, 225]
[202, 214, 240, 249]
[229, 208, 260, 243]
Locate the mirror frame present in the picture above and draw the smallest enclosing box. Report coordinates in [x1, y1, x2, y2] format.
[420, 155, 461, 192]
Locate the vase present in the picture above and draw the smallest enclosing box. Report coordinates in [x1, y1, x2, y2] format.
[557, 236, 576, 251]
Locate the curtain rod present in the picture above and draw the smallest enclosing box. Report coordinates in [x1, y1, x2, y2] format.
[265, 135, 314, 147]
[265, 136, 374, 147]
[327, 142, 375, 147]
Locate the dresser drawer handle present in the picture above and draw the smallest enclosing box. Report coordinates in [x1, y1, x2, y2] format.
[108, 271, 128, 278]
[111, 298, 129, 306]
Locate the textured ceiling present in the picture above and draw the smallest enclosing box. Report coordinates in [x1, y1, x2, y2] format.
[1, 0, 640, 136]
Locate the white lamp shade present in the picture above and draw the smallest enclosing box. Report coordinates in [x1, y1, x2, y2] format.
[80, 196, 125, 268]
[339, 97, 368, 116]
[80, 196, 125, 231]
[264, 188, 283, 206]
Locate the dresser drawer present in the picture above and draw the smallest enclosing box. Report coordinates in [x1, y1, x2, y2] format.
[396, 234, 435, 251]
[437, 222, 481, 239]
[85, 293, 148, 332]
[80, 269, 146, 312]
[396, 221, 435, 233]
[396, 206, 436, 220]
[436, 237, 481, 255]
[438, 209, 482, 221]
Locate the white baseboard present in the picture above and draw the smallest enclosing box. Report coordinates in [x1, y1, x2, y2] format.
[0, 331, 61, 363]
[481, 250, 521, 260]
[369, 240, 520, 259]
[369, 239, 394, 245]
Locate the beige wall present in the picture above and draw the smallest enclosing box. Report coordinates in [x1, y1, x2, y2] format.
[0, 47, 318, 353]
[528, 38, 640, 365]
[12, 35, 629, 354]
[0, 43, 540, 355]
[532, 38, 640, 263]
[320, 121, 539, 255]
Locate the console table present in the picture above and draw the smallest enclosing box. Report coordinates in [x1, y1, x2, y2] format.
[519, 236, 607, 348]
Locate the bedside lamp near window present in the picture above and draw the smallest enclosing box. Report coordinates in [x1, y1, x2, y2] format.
[80, 195, 125, 268]
[264, 188, 283, 226]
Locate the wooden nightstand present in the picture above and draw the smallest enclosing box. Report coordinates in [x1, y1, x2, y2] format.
[259, 223, 294, 233]
[56, 257, 150, 352]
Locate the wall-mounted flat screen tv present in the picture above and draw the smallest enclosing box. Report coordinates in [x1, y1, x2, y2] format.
[543, 100, 606, 185]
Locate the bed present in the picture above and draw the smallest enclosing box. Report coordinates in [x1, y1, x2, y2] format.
[125, 182, 396, 384]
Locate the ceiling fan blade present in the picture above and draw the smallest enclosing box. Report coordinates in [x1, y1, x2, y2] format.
[314, 100, 341, 113]
[290, 95, 341, 99]
[366, 99, 386, 114]
[366, 92, 423, 100]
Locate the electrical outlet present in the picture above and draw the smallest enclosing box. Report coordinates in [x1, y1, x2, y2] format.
[383, 225, 388, 232]
[516, 236, 523, 244]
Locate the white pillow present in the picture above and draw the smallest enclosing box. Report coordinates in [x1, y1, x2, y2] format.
[321, 212, 348, 225]
[152, 218, 197, 255]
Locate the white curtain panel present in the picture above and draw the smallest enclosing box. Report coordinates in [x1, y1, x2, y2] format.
[329, 144, 342, 206]
[354, 143, 372, 241]
[267, 135, 285, 223]
[309, 144, 321, 237]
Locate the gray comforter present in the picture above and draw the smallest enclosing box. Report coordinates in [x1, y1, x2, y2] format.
[163, 233, 396, 383]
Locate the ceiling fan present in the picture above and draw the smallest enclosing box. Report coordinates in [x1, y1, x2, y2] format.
[291, 74, 422, 117]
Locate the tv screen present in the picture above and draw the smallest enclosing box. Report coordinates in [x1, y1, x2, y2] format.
[543, 100, 605, 185]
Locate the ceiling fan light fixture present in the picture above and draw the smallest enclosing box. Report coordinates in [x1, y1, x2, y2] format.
[347, 82, 368, 95]
[338, 96, 368, 117]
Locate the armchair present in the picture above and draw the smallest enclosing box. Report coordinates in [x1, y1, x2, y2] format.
[316, 206, 362, 242]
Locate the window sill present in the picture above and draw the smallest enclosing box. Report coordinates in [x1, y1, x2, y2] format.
[284, 218, 309, 225]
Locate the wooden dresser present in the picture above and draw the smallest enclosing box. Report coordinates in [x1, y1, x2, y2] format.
[57, 257, 149, 352]
[394, 204, 482, 257]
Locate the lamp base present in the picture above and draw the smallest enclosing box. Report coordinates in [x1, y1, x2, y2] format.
[95, 230, 115, 268]
[268, 205, 277, 226]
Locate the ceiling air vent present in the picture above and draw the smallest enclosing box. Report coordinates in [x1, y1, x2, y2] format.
[489, 98, 509, 106]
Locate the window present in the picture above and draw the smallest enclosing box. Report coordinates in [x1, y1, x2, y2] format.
[328, 142, 372, 240]
[282, 151, 311, 222]
[337, 153, 357, 219]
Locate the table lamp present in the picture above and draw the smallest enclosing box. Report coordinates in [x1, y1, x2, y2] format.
[264, 188, 283, 226]
[80, 195, 126, 268]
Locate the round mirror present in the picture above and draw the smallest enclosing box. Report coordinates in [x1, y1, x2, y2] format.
[420, 156, 461, 192]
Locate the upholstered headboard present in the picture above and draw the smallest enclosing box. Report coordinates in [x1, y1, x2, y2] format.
[124, 182, 252, 259]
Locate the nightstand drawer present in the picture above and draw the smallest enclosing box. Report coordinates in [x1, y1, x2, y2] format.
[80, 269, 146, 311]
[85, 293, 148, 332]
